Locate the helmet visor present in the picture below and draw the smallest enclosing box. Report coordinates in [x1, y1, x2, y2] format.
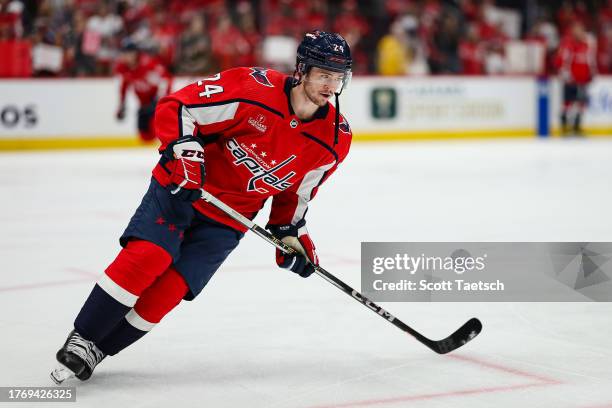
[306, 67, 352, 93]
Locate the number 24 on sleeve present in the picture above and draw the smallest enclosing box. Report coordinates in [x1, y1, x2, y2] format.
[198, 73, 223, 98]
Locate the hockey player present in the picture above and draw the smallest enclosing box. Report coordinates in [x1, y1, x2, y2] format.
[115, 42, 172, 142]
[51, 30, 353, 384]
[554, 22, 597, 136]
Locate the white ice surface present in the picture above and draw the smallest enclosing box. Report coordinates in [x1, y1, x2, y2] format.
[1, 138, 612, 408]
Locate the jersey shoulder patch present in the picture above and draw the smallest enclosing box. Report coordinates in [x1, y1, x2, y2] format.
[339, 115, 351, 134]
[249, 67, 274, 87]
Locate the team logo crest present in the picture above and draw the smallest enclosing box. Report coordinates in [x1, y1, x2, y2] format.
[248, 114, 268, 133]
[290, 119, 298, 128]
[249, 67, 274, 87]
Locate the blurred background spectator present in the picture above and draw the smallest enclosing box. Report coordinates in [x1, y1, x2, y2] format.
[377, 19, 410, 75]
[0, 0, 610, 78]
[174, 12, 214, 75]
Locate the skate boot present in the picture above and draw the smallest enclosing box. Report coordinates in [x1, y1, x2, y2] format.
[50, 330, 106, 384]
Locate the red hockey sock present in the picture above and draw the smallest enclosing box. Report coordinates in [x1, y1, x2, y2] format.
[133, 266, 188, 324]
[104, 240, 172, 297]
[94, 267, 188, 355]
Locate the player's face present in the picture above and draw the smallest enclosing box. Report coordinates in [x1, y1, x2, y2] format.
[303, 67, 346, 106]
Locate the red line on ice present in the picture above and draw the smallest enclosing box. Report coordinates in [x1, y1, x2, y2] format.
[447, 354, 560, 384]
[306, 382, 553, 408]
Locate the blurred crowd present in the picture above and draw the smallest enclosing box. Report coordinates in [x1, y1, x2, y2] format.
[377, 0, 611, 75]
[0, 0, 611, 77]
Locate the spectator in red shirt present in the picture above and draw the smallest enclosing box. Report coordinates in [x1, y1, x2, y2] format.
[263, 0, 299, 38]
[332, 0, 369, 38]
[421, 0, 442, 25]
[236, 1, 261, 67]
[304, 0, 327, 32]
[150, 9, 180, 69]
[210, 12, 250, 71]
[0, 0, 30, 77]
[461, 0, 480, 22]
[0, 0, 22, 39]
[600, 0, 612, 28]
[459, 23, 485, 75]
[332, 0, 370, 73]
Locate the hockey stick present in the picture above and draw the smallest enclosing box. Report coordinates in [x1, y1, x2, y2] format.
[200, 189, 482, 354]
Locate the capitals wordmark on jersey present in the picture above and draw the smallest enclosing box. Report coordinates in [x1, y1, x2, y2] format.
[226, 138, 296, 194]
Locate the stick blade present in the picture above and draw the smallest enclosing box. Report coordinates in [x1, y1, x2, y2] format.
[431, 317, 483, 354]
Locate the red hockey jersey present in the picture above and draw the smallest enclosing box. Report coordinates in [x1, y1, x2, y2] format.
[115, 54, 172, 106]
[554, 35, 597, 84]
[152, 67, 352, 232]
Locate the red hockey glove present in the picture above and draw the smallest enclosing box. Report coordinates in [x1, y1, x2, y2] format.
[267, 223, 318, 278]
[163, 136, 206, 202]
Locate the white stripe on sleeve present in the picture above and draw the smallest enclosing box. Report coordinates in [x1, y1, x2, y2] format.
[291, 161, 335, 225]
[186, 103, 240, 127]
[180, 105, 197, 137]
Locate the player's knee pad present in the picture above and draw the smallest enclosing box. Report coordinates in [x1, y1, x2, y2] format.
[104, 239, 172, 299]
[133, 266, 188, 324]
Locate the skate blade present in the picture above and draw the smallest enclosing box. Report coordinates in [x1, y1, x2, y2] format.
[50, 364, 75, 385]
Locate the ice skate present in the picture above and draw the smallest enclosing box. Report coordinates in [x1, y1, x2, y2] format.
[50, 330, 106, 384]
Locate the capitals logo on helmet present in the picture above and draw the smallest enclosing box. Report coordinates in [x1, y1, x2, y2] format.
[295, 30, 352, 93]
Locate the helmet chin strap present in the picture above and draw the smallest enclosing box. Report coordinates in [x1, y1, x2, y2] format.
[334, 77, 349, 146]
[334, 92, 340, 146]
